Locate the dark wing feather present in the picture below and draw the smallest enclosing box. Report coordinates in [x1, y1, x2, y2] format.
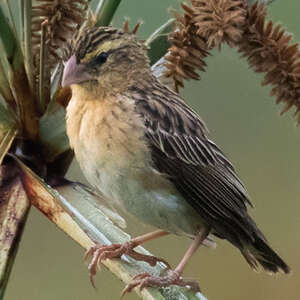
[129, 80, 257, 246]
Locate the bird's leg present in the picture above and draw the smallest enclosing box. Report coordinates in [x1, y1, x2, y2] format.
[121, 227, 209, 298]
[85, 230, 170, 286]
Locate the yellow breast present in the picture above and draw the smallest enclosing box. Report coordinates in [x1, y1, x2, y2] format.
[66, 85, 150, 193]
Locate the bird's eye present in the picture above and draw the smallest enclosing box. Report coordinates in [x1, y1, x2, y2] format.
[94, 52, 109, 64]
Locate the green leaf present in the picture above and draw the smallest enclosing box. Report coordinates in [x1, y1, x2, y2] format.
[0, 6, 23, 70]
[0, 5, 38, 140]
[40, 103, 69, 162]
[0, 59, 14, 108]
[94, 0, 122, 26]
[0, 104, 17, 164]
[0, 168, 30, 299]
[146, 19, 175, 66]
[23, 0, 35, 97]
[16, 158, 207, 300]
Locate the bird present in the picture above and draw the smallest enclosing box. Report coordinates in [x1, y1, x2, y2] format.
[61, 25, 290, 296]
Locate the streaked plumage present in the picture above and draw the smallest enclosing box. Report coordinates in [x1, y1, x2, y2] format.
[62, 26, 290, 290]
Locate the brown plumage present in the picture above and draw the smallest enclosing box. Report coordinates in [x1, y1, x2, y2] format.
[62, 26, 290, 294]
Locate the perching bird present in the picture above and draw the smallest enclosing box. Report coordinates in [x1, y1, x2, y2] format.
[62, 26, 290, 295]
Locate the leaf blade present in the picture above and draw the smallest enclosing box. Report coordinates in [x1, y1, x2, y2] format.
[95, 0, 122, 26]
[0, 169, 30, 299]
[147, 19, 175, 66]
[0, 103, 17, 164]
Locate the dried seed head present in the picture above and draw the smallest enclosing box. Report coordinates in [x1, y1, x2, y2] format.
[164, 3, 210, 92]
[32, 0, 88, 71]
[192, 0, 247, 49]
[238, 2, 300, 124]
[32, 0, 88, 107]
[123, 19, 143, 35]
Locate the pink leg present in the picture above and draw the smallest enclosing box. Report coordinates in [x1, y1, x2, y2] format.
[121, 227, 210, 298]
[85, 230, 170, 286]
[174, 228, 207, 274]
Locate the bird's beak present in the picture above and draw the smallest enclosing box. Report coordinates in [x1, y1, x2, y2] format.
[62, 55, 93, 87]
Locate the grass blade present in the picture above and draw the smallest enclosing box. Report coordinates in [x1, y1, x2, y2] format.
[0, 6, 38, 140]
[0, 128, 17, 165]
[38, 20, 48, 113]
[0, 59, 15, 108]
[146, 19, 175, 66]
[0, 6, 23, 70]
[23, 0, 35, 96]
[0, 104, 17, 164]
[95, 0, 122, 26]
[39, 103, 69, 162]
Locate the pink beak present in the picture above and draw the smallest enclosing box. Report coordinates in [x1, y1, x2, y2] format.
[62, 55, 93, 87]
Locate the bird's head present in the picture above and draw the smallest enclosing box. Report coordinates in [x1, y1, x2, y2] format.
[62, 26, 151, 94]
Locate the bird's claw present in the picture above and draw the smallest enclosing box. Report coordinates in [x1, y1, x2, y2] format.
[84, 242, 171, 287]
[121, 270, 201, 299]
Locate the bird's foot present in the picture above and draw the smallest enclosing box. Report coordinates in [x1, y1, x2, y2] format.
[121, 270, 201, 298]
[85, 242, 171, 287]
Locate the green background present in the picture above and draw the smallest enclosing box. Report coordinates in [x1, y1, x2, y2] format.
[6, 1, 300, 299]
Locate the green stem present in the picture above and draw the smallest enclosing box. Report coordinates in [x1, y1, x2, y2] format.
[95, 0, 122, 26]
[23, 0, 35, 97]
[39, 20, 47, 113]
[146, 19, 175, 66]
[0, 7, 17, 64]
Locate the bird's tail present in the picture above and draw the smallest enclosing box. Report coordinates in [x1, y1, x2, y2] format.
[241, 231, 290, 274]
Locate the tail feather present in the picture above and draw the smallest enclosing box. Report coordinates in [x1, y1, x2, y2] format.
[242, 235, 290, 274]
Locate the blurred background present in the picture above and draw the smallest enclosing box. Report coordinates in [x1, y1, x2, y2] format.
[5, 1, 300, 299]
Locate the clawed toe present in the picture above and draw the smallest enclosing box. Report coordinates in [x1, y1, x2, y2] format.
[84, 242, 172, 287]
[85, 243, 122, 286]
[121, 270, 201, 299]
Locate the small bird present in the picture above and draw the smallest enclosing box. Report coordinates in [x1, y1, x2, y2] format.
[62, 26, 290, 295]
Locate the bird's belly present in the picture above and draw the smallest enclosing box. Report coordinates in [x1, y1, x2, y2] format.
[85, 158, 204, 237]
[67, 95, 203, 236]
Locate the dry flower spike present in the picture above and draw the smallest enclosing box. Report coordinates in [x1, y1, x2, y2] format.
[123, 19, 142, 35]
[191, 0, 247, 49]
[238, 1, 300, 124]
[164, 3, 210, 92]
[32, 0, 88, 69]
[32, 0, 88, 106]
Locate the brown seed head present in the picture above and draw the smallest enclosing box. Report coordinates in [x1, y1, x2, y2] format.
[238, 2, 300, 124]
[191, 0, 247, 49]
[32, 0, 88, 71]
[164, 3, 210, 92]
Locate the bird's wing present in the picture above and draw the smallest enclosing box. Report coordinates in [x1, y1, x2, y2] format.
[129, 81, 256, 244]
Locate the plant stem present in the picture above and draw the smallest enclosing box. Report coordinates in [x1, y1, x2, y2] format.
[147, 19, 175, 65]
[23, 0, 35, 97]
[39, 20, 48, 113]
[95, 0, 122, 26]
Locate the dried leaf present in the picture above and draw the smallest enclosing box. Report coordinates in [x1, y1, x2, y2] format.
[0, 164, 30, 297]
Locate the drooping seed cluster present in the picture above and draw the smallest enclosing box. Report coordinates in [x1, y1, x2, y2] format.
[238, 2, 300, 123]
[165, 0, 300, 123]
